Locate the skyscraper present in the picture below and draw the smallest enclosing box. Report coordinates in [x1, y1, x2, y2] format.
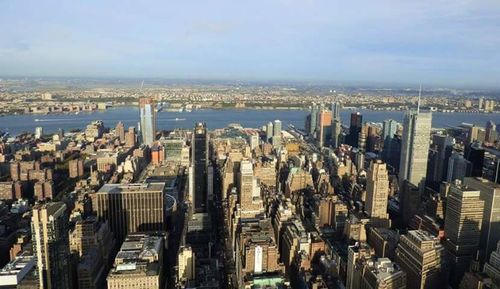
[444, 182, 484, 286]
[395, 230, 446, 289]
[465, 142, 485, 177]
[331, 102, 342, 148]
[139, 97, 156, 145]
[485, 120, 497, 143]
[317, 110, 332, 147]
[428, 135, 453, 183]
[125, 126, 136, 148]
[365, 160, 389, 221]
[32, 202, 71, 289]
[273, 119, 282, 137]
[349, 112, 363, 147]
[463, 177, 500, 265]
[399, 109, 432, 190]
[266, 121, 274, 142]
[115, 121, 125, 142]
[447, 153, 472, 182]
[192, 123, 208, 213]
[239, 160, 263, 218]
[309, 103, 319, 136]
[92, 183, 168, 241]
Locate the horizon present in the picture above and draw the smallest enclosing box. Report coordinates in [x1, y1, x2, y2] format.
[1, 1, 500, 89]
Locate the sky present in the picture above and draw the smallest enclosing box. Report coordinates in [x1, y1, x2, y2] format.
[1, 0, 500, 88]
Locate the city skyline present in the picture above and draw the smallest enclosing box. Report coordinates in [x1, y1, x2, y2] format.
[1, 1, 500, 88]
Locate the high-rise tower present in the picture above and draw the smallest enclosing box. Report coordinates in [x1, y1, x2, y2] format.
[192, 123, 208, 213]
[365, 160, 390, 221]
[32, 202, 71, 289]
[348, 112, 363, 147]
[331, 102, 342, 148]
[139, 97, 156, 146]
[399, 103, 432, 190]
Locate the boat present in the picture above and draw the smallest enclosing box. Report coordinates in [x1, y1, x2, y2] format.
[175, 118, 186, 121]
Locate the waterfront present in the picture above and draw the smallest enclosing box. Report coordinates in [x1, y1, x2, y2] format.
[0, 107, 498, 135]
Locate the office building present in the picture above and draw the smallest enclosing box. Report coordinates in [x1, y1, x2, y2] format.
[486, 121, 497, 144]
[483, 241, 500, 289]
[429, 135, 453, 183]
[395, 230, 446, 289]
[35, 127, 43, 139]
[106, 233, 163, 289]
[382, 119, 399, 162]
[365, 160, 389, 221]
[399, 180, 420, 227]
[309, 103, 319, 136]
[115, 121, 125, 142]
[399, 109, 432, 190]
[463, 177, 500, 265]
[192, 123, 208, 213]
[347, 243, 374, 289]
[238, 160, 263, 218]
[139, 97, 156, 146]
[447, 153, 472, 182]
[361, 258, 406, 289]
[31, 202, 71, 289]
[273, 120, 282, 137]
[317, 110, 332, 147]
[444, 182, 484, 286]
[331, 102, 342, 148]
[92, 183, 167, 241]
[466, 142, 485, 178]
[266, 122, 274, 142]
[349, 112, 363, 147]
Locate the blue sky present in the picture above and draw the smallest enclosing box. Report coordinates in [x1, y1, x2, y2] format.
[1, 0, 499, 88]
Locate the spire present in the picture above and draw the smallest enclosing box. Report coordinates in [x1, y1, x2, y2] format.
[417, 84, 422, 113]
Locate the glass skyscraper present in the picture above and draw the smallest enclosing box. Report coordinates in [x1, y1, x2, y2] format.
[139, 97, 156, 146]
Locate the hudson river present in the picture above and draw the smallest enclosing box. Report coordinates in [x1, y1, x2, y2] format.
[0, 108, 498, 135]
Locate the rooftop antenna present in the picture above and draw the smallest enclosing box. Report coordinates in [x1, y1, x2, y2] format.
[417, 84, 422, 113]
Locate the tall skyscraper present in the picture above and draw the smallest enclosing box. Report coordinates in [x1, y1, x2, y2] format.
[463, 177, 500, 265]
[32, 202, 71, 289]
[447, 153, 472, 182]
[309, 103, 319, 136]
[35, 126, 43, 139]
[486, 120, 497, 143]
[365, 160, 389, 221]
[399, 108, 432, 190]
[192, 123, 208, 213]
[428, 135, 453, 183]
[465, 142, 485, 177]
[115, 121, 125, 142]
[266, 121, 274, 142]
[273, 120, 282, 137]
[444, 182, 484, 286]
[348, 112, 363, 147]
[139, 97, 156, 145]
[317, 110, 332, 147]
[331, 102, 342, 148]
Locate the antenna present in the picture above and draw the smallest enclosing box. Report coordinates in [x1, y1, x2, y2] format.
[417, 84, 422, 113]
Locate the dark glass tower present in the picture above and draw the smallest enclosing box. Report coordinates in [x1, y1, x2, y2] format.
[349, 112, 363, 147]
[465, 142, 485, 177]
[192, 123, 208, 213]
